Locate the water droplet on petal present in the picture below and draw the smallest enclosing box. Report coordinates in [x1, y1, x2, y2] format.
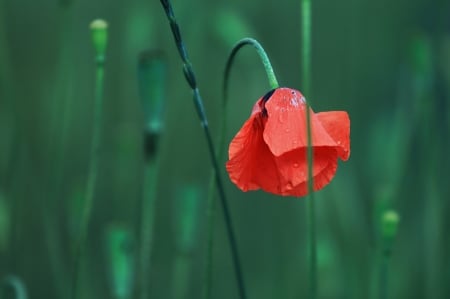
[285, 182, 294, 190]
[337, 140, 341, 145]
[293, 163, 299, 168]
[285, 128, 290, 133]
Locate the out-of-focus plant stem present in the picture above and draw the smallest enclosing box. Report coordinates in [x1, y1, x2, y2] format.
[71, 19, 108, 299]
[302, 0, 316, 298]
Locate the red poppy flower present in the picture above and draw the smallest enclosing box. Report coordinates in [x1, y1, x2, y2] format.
[226, 87, 350, 197]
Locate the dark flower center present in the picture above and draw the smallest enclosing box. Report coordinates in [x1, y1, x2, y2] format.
[261, 88, 276, 117]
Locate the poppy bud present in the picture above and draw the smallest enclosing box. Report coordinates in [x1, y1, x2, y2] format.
[90, 19, 108, 58]
[381, 210, 400, 240]
[138, 50, 166, 133]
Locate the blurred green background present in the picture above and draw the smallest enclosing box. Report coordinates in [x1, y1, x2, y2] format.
[0, 0, 449, 298]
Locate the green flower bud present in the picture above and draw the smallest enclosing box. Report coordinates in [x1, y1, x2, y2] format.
[381, 210, 400, 239]
[137, 50, 167, 133]
[90, 19, 108, 56]
[104, 224, 135, 299]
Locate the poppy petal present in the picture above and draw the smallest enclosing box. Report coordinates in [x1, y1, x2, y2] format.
[273, 147, 338, 196]
[226, 114, 282, 194]
[263, 88, 336, 157]
[288, 156, 338, 197]
[316, 111, 350, 161]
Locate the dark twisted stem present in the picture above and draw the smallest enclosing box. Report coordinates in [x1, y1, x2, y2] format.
[159, 1, 246, 298]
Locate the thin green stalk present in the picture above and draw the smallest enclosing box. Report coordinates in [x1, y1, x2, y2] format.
[172, 254, 191, 298]
[139, 148, 160, 299]
[203, 179, 216, 299]
[0, 0, 17, 272]
[379, 251, 389, 299]
[43, 5, 75, 297]
[159, 1, 246, 298]
[71, 20, 108, 299]
[379, 210, 399, 299]
[302, 0, 316, 298]
[302, 0, 311, 97]
[172, 185, 202, 298]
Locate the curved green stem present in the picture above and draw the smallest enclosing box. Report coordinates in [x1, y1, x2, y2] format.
[302, 0, 316, 298]
[203, 37, 278, 299]
[159, 1, 246, 298]
[224, 38, 279, 97]
[1, 275, 28, 299]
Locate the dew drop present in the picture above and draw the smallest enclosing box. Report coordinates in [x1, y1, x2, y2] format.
[337, 140, 341, 145]
[285, 182, 294, 190]
[293, 163, 299, 168]
[285, 128, 290, 133]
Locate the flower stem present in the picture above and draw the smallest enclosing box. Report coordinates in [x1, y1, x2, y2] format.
[379, 210, 399, 299]
[302, 0, 317, 298]
[302, 0, 311, 97]
[202, 36, 279, 299]
[139, 153, 159, 299]
[159, 1, 246, 298]
[203, 37, 278, 299]
[203, 181, 216, 299]
[71, 20, 108, 299]
[379, 251, 390, 299]
[224, 38, 279, 93]
[136, 50, 166, 299]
